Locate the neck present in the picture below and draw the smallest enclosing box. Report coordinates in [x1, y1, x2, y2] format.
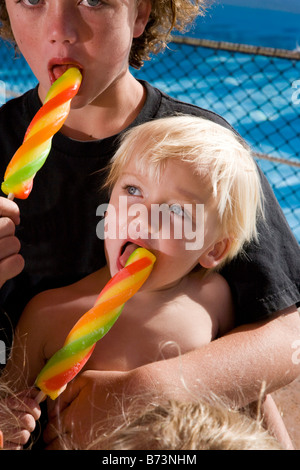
[39, 72, 146, 141]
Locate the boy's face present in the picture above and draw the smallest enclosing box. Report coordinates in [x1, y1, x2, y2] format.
[104, 155, 222, 291]
[5, 0, 150, 106]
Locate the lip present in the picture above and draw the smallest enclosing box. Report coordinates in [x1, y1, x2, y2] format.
[48, 57, 84, 84]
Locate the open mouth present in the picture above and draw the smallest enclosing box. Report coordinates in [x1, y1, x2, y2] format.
[52, 64, 74, 80]
[118, 241, 141, 269]
[48, 59, 83, 84]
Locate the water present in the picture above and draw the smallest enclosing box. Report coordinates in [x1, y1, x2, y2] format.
[189, 2, 300, 50]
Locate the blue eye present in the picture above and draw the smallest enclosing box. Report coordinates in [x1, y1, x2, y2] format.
[21, 0, 41, 5]
[80, 0, 102, 6]
[169, 204, 184, 217]
[126, 185, 142, 196]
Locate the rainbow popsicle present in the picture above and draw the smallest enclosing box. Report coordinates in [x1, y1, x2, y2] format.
[35, 247, 156, 400]
[1, 67, 82, 199]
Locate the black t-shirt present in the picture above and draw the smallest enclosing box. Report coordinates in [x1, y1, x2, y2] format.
[0, 80, 299, 346]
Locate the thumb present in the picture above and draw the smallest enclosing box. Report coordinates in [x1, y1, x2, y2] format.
[47, 373, 89, 419]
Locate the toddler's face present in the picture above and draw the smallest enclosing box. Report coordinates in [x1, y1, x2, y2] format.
[104, 155, 221, 291]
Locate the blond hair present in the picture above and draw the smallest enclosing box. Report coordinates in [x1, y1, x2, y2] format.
[0, 381, 36, 449]
[90, 399, 282, 450]
[105, 115, 264, 264]
[0, 1, 208, 69]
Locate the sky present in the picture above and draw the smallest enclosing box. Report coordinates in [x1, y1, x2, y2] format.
[220, 0, 300, 14]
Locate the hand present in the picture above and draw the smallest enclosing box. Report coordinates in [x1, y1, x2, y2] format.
[0, 196, 24, 288]
[0, 388, 42, 450]
[43, 363, 193, 450]
[43, 369, 143, 450]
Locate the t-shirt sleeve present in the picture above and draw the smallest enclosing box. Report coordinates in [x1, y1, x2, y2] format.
[220, 165, 300, 324]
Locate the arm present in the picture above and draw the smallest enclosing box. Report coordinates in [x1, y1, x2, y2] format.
[44, 304, 300, 449]
[152, 305, 300, 404]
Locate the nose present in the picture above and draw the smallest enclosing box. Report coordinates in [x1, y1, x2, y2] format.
[128, 203, 155, 241]
[127, 203, 174, 241]
[46, 2, 79, 45]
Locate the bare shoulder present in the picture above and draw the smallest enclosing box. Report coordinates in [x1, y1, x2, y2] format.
[7, 267, 111, 386]
[17, 266, 111, 357]
[22, 266, 109, 322]
[187, 271, 235, 337]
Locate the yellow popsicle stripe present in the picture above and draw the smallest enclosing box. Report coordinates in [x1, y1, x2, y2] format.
[65, 308, 120, 344]
[24, 103, 70, 141]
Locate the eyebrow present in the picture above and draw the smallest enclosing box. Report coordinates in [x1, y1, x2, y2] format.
[174, 187, 204, 204]
[121, 172, 205, 203]
[120, 171, 144, 180]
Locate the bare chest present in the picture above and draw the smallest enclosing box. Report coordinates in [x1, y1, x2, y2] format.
[84, 293, 217, 371]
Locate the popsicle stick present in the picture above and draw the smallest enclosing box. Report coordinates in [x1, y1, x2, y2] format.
[36, 390, 46, 403]
[7, 193, 14, 201]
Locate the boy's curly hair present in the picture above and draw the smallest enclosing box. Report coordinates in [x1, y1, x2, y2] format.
[130, 0, 208, 68]
[0, 0, 209, 68]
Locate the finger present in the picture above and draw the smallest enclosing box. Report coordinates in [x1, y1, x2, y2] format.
[0, 217, 17, 238]
[3, 441, 23, 450]
[0, 253, 25, 287]
[4, 408, 37, 434]
[0, 218, 24, 286]
[47, 378, 84, 419]
[23, 399, 41, 422]
[0, 197, 20, 225]
[5, 395, 42, 421]
[18, 412, 37, 434]
[0, 253, 24, 285]
[4, 428, 31, 446]
[0, 409, 33, 446]
[0, 232, 21, 255]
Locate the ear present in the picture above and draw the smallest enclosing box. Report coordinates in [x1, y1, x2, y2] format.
[133, 0, 151, 38]
[198, 238, 232, 269]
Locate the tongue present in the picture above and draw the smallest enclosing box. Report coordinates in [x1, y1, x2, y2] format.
[52, 65, 75, 81]
[119, 243, 140, 268]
